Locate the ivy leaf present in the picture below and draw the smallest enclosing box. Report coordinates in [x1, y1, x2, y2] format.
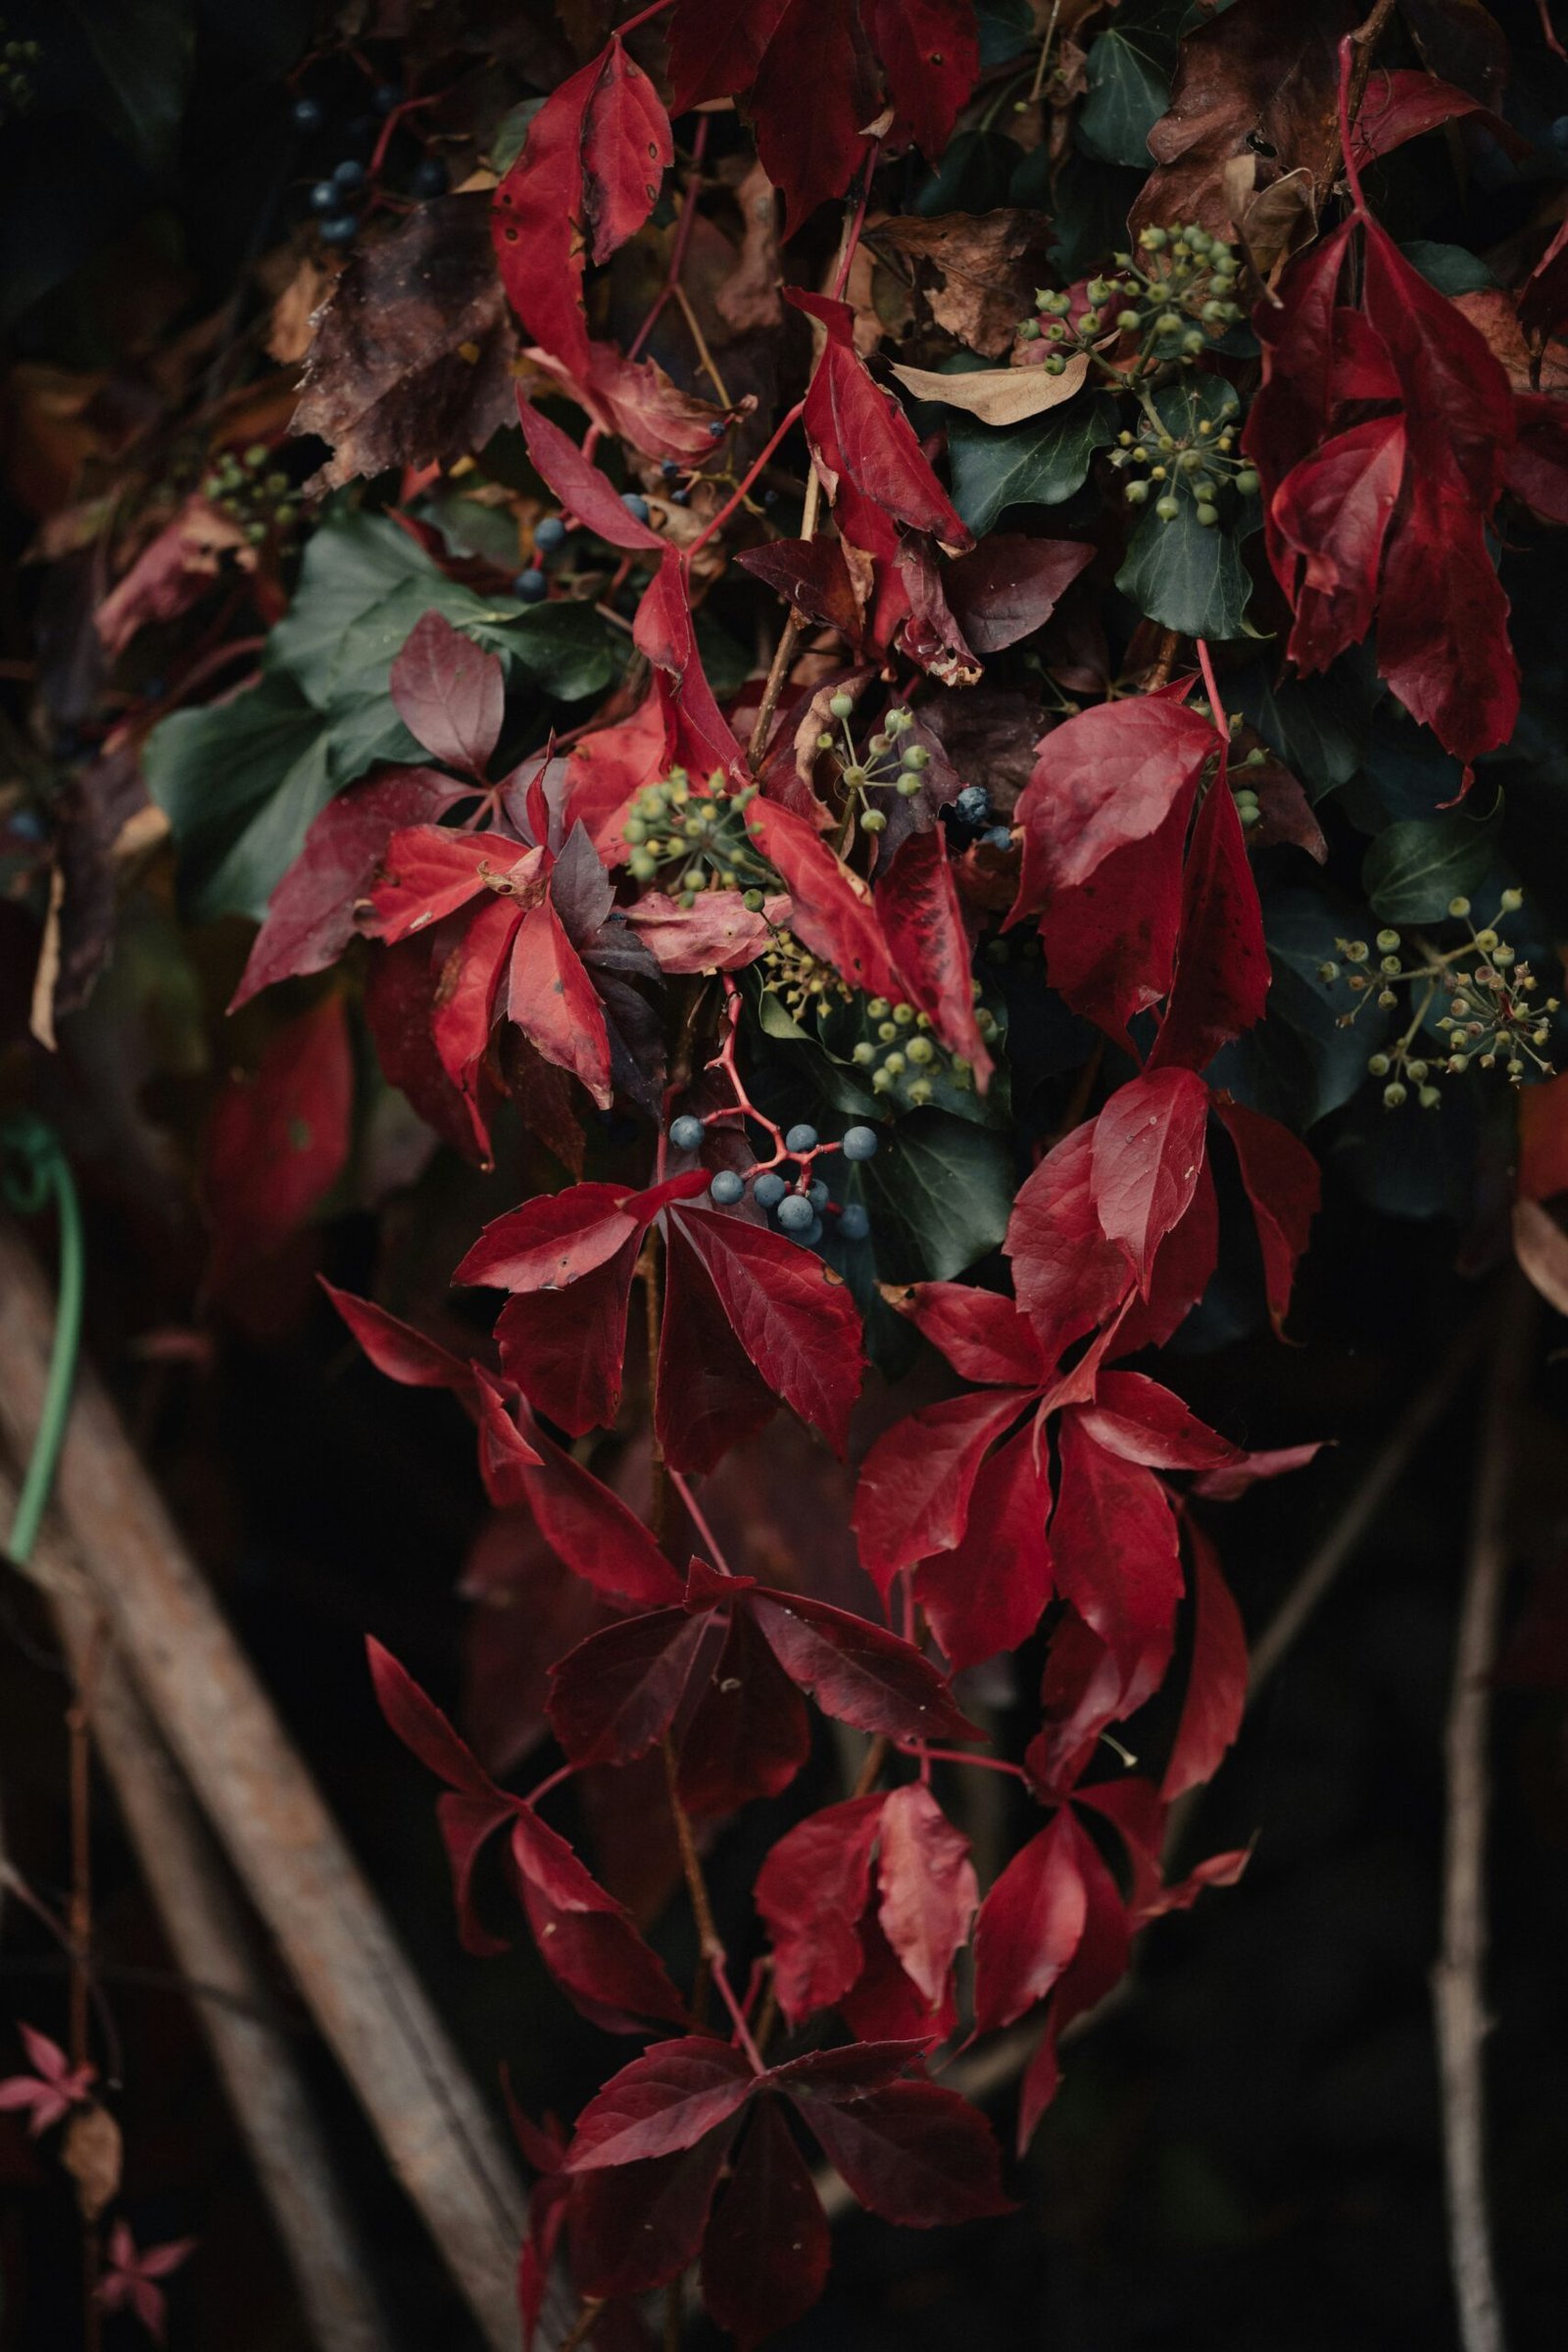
[1078, 3, 1180, 170]
[860, 1110, 1015, 1281]
[1117, 494, 1253, 639]
[947, 396, 1117, 534]
[143, 676, 332, 924]
[1362, 808, 1500, 923]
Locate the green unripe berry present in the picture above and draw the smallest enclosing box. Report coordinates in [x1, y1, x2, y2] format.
[744, 889, 763, 912]
[630, 852, 657, 880]
[877, 1022, 898, 1043]
[1019, 318, 1042, 340]
[1117, 308, 1142, 332]
[816, 730, 835, 751]
[1179, 450, 1203, 472]
[871, 1068, 894, 1094]
[1447, 896, 1471, 918]
[1419, 1086, 1442, 1109]
[1155, 310, 1182, 334]
[907, 1080, 933, 1106]
[1141, 226, 1168, 251]
[1376, 928, 1400, 952]
[906, 1037, 935, 1065]
[897, 774, 922, 798]
[1500, 886, 1524, 911]
[1126, 480, 1150, 505]
[1383, 1081, 1407, 1107]
[1182, 331, 1205, 356]
[1368, 1054, 1391, 1076]
[893, 1003, 915, 1027]
[1196, 503, 1219, 526]
[852, 1041, 875, 1065]
[1474, 929, 1498, 953]
[1155, 496, 1180, 520]
[901, 744, 929, 770]
[883, 1053, 906, 1077]
[1235, 467, 1260, 497]
[843, 764, 867, 788]
[860, 808, 886, 834]
[829, 691, 854, 719]
[1319, 961, 1340, 982]
[1045, 354, 1066, 374]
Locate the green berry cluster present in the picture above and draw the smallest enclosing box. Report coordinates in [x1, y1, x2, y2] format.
[845, 987, 993, 1110]
[814, 694, 929, 837]
[623, 768, 772, 903]
[1109, 408, 1257, 529]
[1323, 891, 1558, 1105]
[1018, 222, 1245, 377]
[760, 930, 853, 1020]
[0, 24, 40, 122]
[201, 445, 302, 551]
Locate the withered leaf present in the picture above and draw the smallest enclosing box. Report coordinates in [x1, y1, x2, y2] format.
[63, 2101, 122, 2222]
[292, 195, 519, 492]
[890, 352, 1090, 426]
[877, 212, 1057, 358]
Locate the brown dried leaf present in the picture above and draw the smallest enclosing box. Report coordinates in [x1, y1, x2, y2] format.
[714, 159, 784, 335]
[1132, 0, 1359, 241]
[63, 2102, 122, 2222]
[877, 212, 1057, 358]
[1515, 1198, 1568, 1317]
[1220, 159, 1318, 293]
[268, 254, 331, 367]
[291, 194, 519, 491]
[889, 350, 1090, 424]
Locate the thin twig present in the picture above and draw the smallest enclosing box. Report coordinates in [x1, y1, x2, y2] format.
[557, 2297, 607, 2352]
[1434, 1277, 1532, 2352]
[746, 468, 823, 770]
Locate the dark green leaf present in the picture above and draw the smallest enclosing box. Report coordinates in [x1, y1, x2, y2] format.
[507, 602, 620, 702]
[1116, 497, 1252, 638]
[1078, 6, 1180, 169]
[143, 677, 333, 924]
[1362, 808, 1501, 922]
[860, 1111, 1014, 1281]
[948, 396, 1117, 534]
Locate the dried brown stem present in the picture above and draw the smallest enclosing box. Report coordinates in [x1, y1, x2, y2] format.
[747, 466, 823, 770]
[1433, 1277, 1532, 2352]
[557, 2296, 608, 2352]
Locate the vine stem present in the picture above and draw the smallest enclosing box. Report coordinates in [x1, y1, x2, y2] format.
[668, 1467, 732, 1575]
[1195, 638, 1228, 739]
[1434, 1276, 1531, 2352]
[1337, 1, 1398, 220]
[685, 401, 807, 559]
[661, 1735, 765, 2073]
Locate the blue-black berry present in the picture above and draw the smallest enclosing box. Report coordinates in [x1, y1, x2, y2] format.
[333, 158, 368, 191]
[839, 1203, 870, 1242]
[984, 824, 1013, 850]
[514, 568, 548, 603]
[621, 492, 651, 523]
[668, 1114, 704, 1151]
[842, 1124, 878, 1161]
[412, 157, 447, 198]
[292, 96, 324, 131]
[956, 784, 991, 827]
[777, 1193, 813, 1234]
[754, 1171, 788, 1209]
[310, 180, 339, 213]
[708, 419, 726, 438]
[710, 1170, 745, 1206]
[784, 1122, 818, 1154]
[374, 82, 402, 115]
[534, 514, 567, 553]
[808, 1179, 829, 1210]
[319, 215, 358, 246]
[804, 1215, 824, 1247]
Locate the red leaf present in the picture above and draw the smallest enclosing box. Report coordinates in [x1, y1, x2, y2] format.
[570, 2130, 737, 2300]
[854, 1388, 1030, 1593]
[1212, 1096, 1320, 1335]
[866, 0, 980, 158]
[232, 768, 462, 1008]
[755, 1796, 885, 2025]
[390, 610, 504, 778]
[752, 0, 869, 235]
[1349, 66, 1523, 165]
[1016, 1812, 1132, 2149]
[735, 538, 868, 644]
[1028, 1608, 1146, 1803]
[749, 1588, 981, 1745]
[1146, 774, 1270, 1075]
[1091, 1068, 1211, 1295]
[506, 891, 613, 1108]
[517, 402, 663, 550]
[943, 534, 1093, 654]
[662, 1205, 865, 1463]
[546, 1608, 709, 1766]
[784, 2075, 1013, 2227]
[319, 1281, 476, 1398]
[1110, 1151, 1219, 1362]
[658, 1222, 791, 1474]
[1052, 1417, 1183, 1688]
[459, 1180, 664, 1293]
[875, 824, 994, 1081]
[700, 2096, 830, 2349]
[511, 1809, 688, 2031]
[875, 1783, 977, 2009]
[633, 554, 749, 781]
[745, 797, 902, 997]
[513, 1410, 684, 1607]
[490, 55, 600, 372]
[578, 37, 673, 266]
[972, 1807, 1090, 2034]
[1074, 1370, 1239, 1474]
[1270, 416, 1407, 673]
[1004, 1121, 1138, 1368]
[368, 1636, 500, 1799]
[1375, 469, 1519, 779]
[676, 1605, 811, 1815]
[625, 889, 783, 973]
[1191, 1440, 1324, 1501]
[890, 1280, 1050, 1387]
[914, 1421, 1054, 1672]
[1161, 1519, 1249, 1803]
[429, 894, 517, 1107]
[203, 995, 352, 1284]
[564, 2038, 755, 2171]
[367, 826, 539, 943]
[789, 291, 972, 553]
[667, 0, 792, 111]
[364, 932, 493, 1163]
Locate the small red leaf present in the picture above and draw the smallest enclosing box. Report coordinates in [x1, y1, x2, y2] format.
[1074, 1370, 1240, 1474]
[1090, 1068, 1211, 1296]
[789, 290, 972, 553]
[700, 2096, 829, 2349]
[1161, 1518, 1249, 1803]
[676, 1606, 810, 1815]
[546, 1608, 709, 1766]
[1212, 1097, 1321, 1336]
[564, 2037, 755, 2171]
[755, 1796, 885, 2025]
[854, 1387, 1030, 1593]
[390, 611, 504, 778]
[748, 1589, 981, 1745]
[875, 824, 994, 1081]
[517, 402, 663, 550]
[875, 1783, 977, 2010]
[1146, 771, 1270, 1074]
[784, 2076, 1013, 2227]
[319, 1282, 476, 1398]
[746, 797, 903, 998]
[866, 0, 980, 159]
[972, 1807, 1090, 2034]
[511, 1809, 688, 2032]
[913, 1421, 1053, 1672]
[1051, 1417, 1183, 1689]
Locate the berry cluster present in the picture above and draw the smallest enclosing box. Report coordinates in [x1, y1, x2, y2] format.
[846, 989, 991, 1108]
[292, 78, 445, 251]
[1108, 399, 1258, 530]
[1325, 891, 1559, 1105]
[667, 1114, 878, 1246]
[758, 931, 853, 1021]
[623, 770, 770, 901]
[512, 495, 651, 603]
[951, 783, 1013, 854]
[1019, 221, 1246, 376]
[200, 444, 302, 552]
[813, 695, 929, 837]
[0, 24, 39, 122]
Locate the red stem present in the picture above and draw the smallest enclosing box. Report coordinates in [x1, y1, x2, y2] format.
[615, 0, 676, 34]
[685, 402, 806, 558]
[629, 116, 710, 366]
[898, 1745, 1029, 1781]
[831, 140, 883, 302]
[669, 1468, 734, 1575]
[1196, 638, 1228, 740]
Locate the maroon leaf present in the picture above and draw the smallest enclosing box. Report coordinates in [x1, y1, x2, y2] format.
[675, 1606, 811, 1815]
[700, 2096, 830, 2349]
[1074, 1370, 1240, 1474]
[755, 1796, 885, 2025]
[232, 768, 462, 1008]
[854, 1387, 1031, 1592]
[788, 291, 973, 554]
[390, 611, 505, 778]
[510, 1809, 688, 2032]
[913, 1421, 1053, 1672]
[943, 535, 1093, 654]
[874, 1783, 977, 2009]
[203, 995, 352, 1287]
[1004, 1120, 1138, 1368]
[506, 890, 613, 1109]
[1051, 1416, 1183, 1688]
[784, 2076, 1013, 2227]
[749, 1588, 982, 1745]
[517, 403, 663, 551]
[1161, 1518, 1249, 1803]
[1147, 770, 1270, 1073]
[564, 2038, 756, 2171]
[634, 554, 749, 782]
[972, 1807, 1090, 2034]
[1212, 1096, 1320, 1334]
[511, 1418, 685, 1608]
[751, 0, 869, 235]
[570, 2129, 738, 2300]
[875, 824, 994, 1081]
[319, 1281, 476, 1398]
[546, 1608, 709, 1766]
[1091, 1067, 1211, 1296]
[1015, 1810, 1132, 2149]
[891, 1278, 1051, 1388]
[866, 0, 980, 159]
